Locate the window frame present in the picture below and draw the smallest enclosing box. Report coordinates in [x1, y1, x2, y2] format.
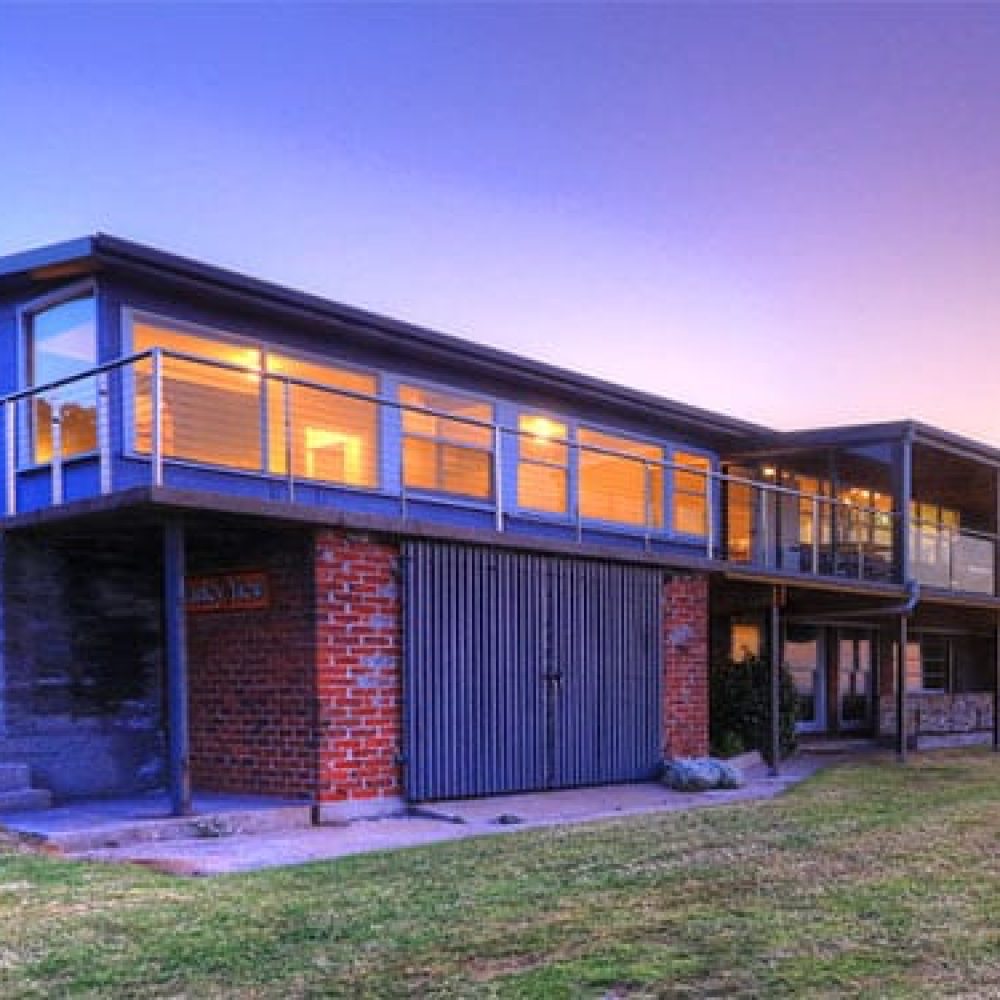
[577, 423, 668, 532]
[514, 409, 573, 519]
[122, 307, 382, 490]
[398, 378, 496, 504]
[671, 447, 716, 540]
[17, 280, 100, 470]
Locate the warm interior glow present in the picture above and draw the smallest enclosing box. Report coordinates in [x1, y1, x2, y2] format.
[303, 427, 362, 482]
[517, 413, 569, 514]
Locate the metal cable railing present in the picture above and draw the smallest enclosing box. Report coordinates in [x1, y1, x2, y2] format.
[3, 348, 994, 593]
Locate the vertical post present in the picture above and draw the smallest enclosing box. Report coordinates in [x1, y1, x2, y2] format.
[494, 424, 503, 533]
[994, 618, 1000, 752]
[97, 373, 111, 495]
[811, 496, 820, 574]
[896, 614, 908, 763]
[283, 377, 294, 502]
[50, 411, 63, 505]
[5, 399, 16, 516]
[399, 400, 408, 521]
[705, 471, 714, 559]
[164, 518, 191, 816]
[770, 586, 782, 777]
[151, 348, 164, 488]
[642, 461, 652, 550]
[761, 488, 770, 568]
[575, 439, 583, 543]
[900, 434, 913, 584]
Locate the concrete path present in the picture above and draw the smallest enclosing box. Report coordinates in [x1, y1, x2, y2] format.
[65, 755, 832, 876]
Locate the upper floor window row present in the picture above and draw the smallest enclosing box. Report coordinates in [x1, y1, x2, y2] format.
[23, 308, 714, 538]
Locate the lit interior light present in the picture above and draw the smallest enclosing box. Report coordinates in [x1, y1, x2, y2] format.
[523, 415, 563, 443]
[762, 466, 777, 478]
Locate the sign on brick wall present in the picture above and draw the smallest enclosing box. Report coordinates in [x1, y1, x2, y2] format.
[186, 571, 270, 613]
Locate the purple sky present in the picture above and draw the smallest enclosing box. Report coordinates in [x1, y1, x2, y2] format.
[3, 4, 1000, 442]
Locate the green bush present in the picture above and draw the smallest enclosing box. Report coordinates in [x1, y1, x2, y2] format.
[710, 654, 798, 764]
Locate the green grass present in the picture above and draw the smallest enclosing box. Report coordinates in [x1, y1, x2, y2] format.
[5, 750, 1000, 997]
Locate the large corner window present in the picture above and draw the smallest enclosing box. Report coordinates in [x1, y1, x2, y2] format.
[400, 386, 493, 499]
[26, 292, 98, 463]
[266, 355, 378, 487]
[132, 319, 262, 471]
[673, 451, 710, 536]
[578, 428, 663, 528]
[517, 414, 569, 514]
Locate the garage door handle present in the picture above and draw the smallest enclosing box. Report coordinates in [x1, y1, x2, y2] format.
[545, 673, 563, 685]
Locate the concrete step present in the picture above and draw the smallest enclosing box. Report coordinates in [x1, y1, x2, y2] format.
[0, 787, 53, 812]
[27, 803, 315, 853]
[0, 763, 31, 793]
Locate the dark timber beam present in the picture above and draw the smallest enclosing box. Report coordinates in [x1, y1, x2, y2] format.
[994, 618, 1000, 753]
[164, 517, 192, 816]
[896, 615, 908, 763]
[769, 585, 785, 777]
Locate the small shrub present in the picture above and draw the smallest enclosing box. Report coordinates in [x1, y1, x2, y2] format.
[710, 654, 798, 765]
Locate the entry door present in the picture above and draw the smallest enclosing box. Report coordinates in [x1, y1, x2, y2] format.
[784, 626, 826, 733]
[403, 543, 662, 801]
[837, 632, 874, 731]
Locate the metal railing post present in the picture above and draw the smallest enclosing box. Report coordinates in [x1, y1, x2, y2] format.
[761, 487, 770, 567]
[97, 374, 111, 495]
[151, 348, 164, 488]
[50, 409, 63, 506]
[494, 424, 503, 532]
[811, 497, 820, 574]
[400, 409, 408, 521]
[575, 441, 583, 542]
[5, 400, 15, 516]
[705, 472, 714, 559]
[643, 461, 652, 550]
[283, 377, 294, 502]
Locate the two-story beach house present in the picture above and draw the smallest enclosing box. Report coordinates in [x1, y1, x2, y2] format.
[0, 235, 996, 817]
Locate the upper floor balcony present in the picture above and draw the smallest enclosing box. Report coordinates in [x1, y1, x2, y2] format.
[4, 347, 997, 599]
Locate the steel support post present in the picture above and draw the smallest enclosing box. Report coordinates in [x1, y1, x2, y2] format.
[164, 518, 192, 816]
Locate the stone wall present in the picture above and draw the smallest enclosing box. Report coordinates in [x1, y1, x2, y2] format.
[0, 530, 164, 798]
[880, 691, 994, 744]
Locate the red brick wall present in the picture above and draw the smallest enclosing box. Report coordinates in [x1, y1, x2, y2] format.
[663, 573, 710, 758]
[314, 530, 403, 807]
[188, 531, 317, 798]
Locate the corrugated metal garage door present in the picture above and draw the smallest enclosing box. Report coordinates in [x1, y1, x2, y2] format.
[403, 542, 662, 801]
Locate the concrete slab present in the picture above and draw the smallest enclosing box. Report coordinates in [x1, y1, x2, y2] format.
[55, 754, 835, 876]
[0, 791, 312, 852]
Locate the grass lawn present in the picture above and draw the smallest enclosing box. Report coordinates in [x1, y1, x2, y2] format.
[4, 751, 1000, 998]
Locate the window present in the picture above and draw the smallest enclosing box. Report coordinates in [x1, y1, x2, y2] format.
[673, 451, 710, 536]
[902, 635, 948, 692]
[25, 292, 98, 463]
[517, 414, 569, 514]
[132, 319, 262, 470]
[578, 428, 663, 528]
[400, 386, 493, 499]
[731, 621, 761, 661]
[266, 355, 378, 487]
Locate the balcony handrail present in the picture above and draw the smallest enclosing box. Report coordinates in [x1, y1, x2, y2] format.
[1, 347, 916, 524]
[910, 517, 999, 544]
